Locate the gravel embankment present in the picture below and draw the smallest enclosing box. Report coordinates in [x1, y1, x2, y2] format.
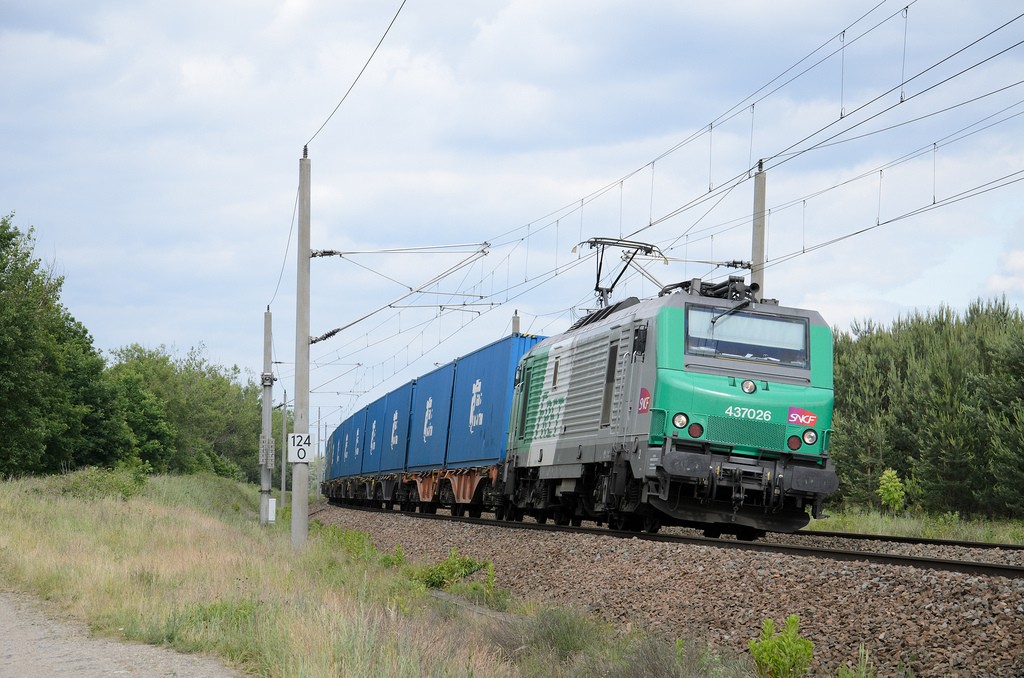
[315, 506, 1024, 676]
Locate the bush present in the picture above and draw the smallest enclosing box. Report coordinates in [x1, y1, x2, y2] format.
[43, 465, 148, 501]
[748, 614, 814, 677]
[415, 548, 488, 589]
[877, 468, 906, 513]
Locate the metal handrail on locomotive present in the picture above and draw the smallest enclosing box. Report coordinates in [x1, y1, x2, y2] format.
[322, 275, 838, 540]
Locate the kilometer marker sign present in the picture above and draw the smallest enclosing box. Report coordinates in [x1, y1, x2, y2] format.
[288, 433, 311, 463]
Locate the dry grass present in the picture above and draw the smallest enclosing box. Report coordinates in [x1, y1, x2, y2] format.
[0, 472, 512, 677]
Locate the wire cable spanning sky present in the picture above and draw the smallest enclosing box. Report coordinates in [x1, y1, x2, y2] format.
[3, 1, 1023, 434]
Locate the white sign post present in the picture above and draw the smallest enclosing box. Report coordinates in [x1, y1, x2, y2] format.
[289, 432, 311, 463]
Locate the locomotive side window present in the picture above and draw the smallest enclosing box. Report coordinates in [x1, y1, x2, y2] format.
[685, 305, 809, 368]
[518, 366, 531, 438]
[600, 343, 618, 426]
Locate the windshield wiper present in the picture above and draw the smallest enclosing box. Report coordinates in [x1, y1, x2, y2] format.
[711, 298, 751, 326]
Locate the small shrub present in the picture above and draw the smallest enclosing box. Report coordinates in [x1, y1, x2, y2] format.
[748, 614, 814, 677]
[415, 548, 487, 589]
[49, 466, 148, 501]
[939, 510, 960, 528]
[876, 469, 905, 513]
[379, 544, 405, 568]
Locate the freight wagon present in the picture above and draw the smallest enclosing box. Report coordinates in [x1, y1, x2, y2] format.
[322, 334, 544, 515]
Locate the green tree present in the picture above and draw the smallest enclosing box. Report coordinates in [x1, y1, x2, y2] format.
[832, 321, 905, 507]
[110, 368, 177, 472]
[0, 213, 132, 476]
[832, 299, 1024, 517]
[975, 332, 1024, 517]
[876, 468, 905, 513]
[0, 214, 56, 475]
[108, 344, 261, 480]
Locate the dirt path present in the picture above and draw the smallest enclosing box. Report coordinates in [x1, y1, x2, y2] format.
[0, 591, 244, 678]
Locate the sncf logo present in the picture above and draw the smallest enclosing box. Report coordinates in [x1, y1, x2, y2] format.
[637, 387, 651, 414]
[788, 407, 819, 426]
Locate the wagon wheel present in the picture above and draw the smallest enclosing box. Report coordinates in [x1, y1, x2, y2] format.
[553, 509, 571, 526]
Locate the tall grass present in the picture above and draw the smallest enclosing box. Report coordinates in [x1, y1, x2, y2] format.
[809, 506, 1024, 543]
[0, 469, 751, 677]
[0, 471, 509, 676]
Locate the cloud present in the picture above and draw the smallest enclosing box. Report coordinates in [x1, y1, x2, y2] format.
[3, 0, 1023, 427]
[986, 249, 1024, 294]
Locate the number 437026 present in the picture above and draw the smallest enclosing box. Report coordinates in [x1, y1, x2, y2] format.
[724, 406, 771, 421]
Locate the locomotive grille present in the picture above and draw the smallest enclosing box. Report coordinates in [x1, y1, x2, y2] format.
[707, 416, 786, 451]
[650, 409, 666, 435]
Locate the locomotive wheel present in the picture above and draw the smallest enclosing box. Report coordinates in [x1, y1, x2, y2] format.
[642, 515, 661, 534]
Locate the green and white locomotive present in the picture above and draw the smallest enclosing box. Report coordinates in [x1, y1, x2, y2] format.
[500, 275, 837, 539]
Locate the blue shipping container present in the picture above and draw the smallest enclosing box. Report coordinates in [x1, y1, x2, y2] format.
[380, 380, 415, 473]
[325, 432, 335, 480]
[446, 334, 543, 466]
[325, 425, 343, 481]
[341, 408, 366, 477]
[406, 363, 456, 470]
[361, 394, 389, 475]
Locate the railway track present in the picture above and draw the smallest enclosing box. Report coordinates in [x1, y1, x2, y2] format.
[316, 502, 1024, 579]
[795, 528, 1024, 551]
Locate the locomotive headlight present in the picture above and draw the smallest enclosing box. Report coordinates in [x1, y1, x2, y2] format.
[741, 380, 757, 394]
[672, 413, 688, 429]
[802, 429, 818, 446]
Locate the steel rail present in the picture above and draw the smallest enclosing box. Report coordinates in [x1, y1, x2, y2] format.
[317, 503, 1024, 580]
[794, 528, 1024, 551]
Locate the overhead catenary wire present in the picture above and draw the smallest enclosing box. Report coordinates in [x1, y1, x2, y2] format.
[267, 185, 299, 308]
[764, 12, 1024, 170]
[305, 0, 409, 148]
[293, 2, 1023, 423]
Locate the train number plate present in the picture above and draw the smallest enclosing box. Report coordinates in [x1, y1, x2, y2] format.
[724, 406, 772, 422]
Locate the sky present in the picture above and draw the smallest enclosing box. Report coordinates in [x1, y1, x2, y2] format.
[3, 0, 1023, 441]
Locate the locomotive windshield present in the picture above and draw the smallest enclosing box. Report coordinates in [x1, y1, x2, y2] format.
[685, 305, 809, 368]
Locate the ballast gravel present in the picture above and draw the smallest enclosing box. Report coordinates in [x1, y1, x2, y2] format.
[315, 506, 1024, 676]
